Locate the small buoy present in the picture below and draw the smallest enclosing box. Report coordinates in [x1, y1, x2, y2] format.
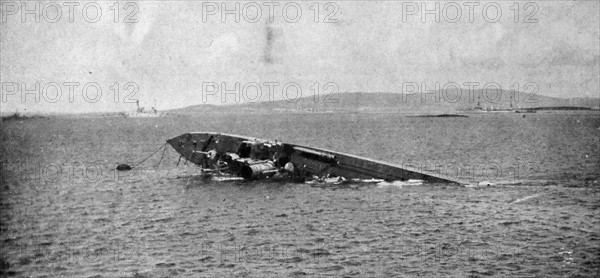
[116, 164, 132, 171]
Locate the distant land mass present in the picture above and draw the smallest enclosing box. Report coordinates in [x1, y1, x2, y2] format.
[169, 90, 600, 115]
[4, 90, 598, 118]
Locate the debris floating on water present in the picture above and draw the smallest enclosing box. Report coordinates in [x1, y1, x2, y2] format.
[116, 164, 132, 171]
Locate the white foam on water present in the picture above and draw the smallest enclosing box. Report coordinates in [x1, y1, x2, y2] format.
[211, 176, 244, 182]
[510, 193, 542, 204]
[464, 181, 497, 187]
[376, 179, 423, 188]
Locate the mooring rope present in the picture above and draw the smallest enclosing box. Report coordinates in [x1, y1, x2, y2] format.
[130, 143, 167, 169]
[156, 143, 168, 169]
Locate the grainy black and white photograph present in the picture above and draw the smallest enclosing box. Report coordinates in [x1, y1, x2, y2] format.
[1, 1, 599, 277]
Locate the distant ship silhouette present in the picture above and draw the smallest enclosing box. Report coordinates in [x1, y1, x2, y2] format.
[126, 100, 165, 118]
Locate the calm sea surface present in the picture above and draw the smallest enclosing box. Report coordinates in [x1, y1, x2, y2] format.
[1, 112, 599, 277]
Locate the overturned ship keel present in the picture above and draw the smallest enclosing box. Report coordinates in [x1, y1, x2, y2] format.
[167, 132, 464, 184]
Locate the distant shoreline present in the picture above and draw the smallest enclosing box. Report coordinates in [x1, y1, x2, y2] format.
[2, 108, 598, 120]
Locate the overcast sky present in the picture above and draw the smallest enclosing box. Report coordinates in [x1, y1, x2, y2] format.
[1, 1, 598, 113]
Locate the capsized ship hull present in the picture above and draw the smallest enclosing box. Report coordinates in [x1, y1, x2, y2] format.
[167, 132, 465, 184]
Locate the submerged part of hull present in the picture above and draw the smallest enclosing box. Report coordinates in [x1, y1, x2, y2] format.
[167, 132, 465, 184]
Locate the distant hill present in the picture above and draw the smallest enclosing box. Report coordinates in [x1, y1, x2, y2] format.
[169, 90, 600, 115]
